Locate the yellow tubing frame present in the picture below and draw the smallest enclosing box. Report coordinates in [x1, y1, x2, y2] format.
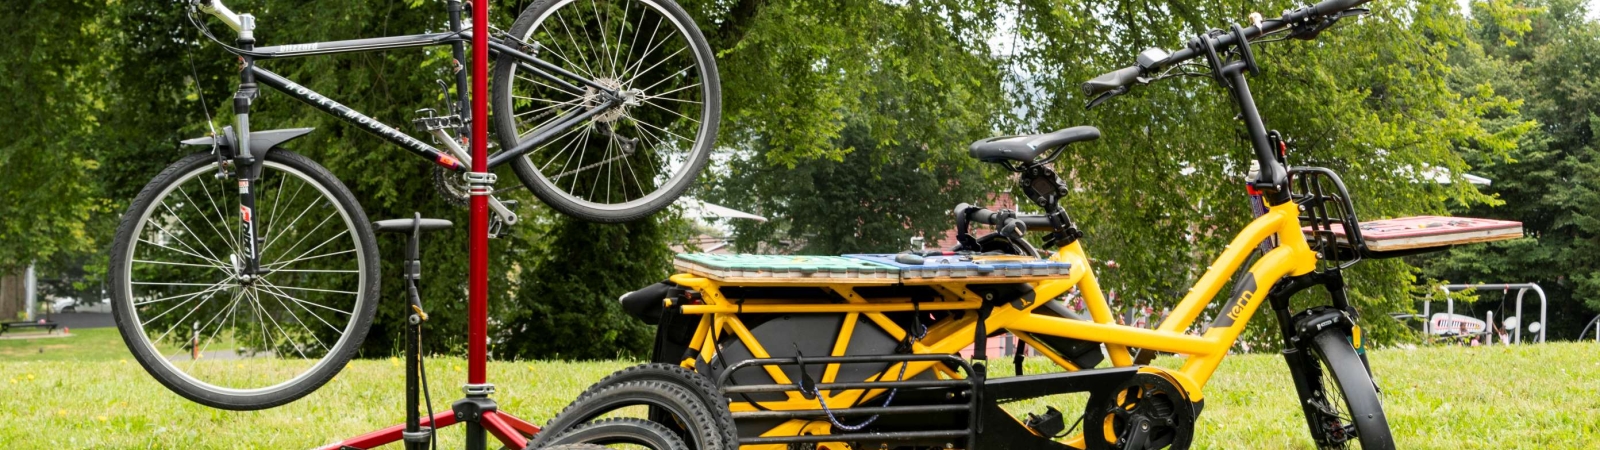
[667, 200, 1319, 447]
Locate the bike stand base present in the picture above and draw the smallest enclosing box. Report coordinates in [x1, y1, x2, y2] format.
[318, 407, 540, 450]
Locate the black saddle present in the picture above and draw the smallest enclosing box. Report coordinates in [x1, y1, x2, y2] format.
[968, 126, 1100, 163]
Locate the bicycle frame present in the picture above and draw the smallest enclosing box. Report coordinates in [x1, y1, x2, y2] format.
[199, 0, 621, 275]
[662, 199, 1320, 447]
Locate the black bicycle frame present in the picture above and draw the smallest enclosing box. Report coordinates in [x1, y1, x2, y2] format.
[222, 0, 618, 276]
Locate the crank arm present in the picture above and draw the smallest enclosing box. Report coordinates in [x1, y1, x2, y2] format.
[428, 128, 473, 166]
[488, 195, 518, 226]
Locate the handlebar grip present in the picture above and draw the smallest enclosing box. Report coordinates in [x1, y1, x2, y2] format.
[1081, 65, 1142, 97]
[954, 203, 995, 224]
[1311, 0, 1372, 15]
[954, 203, 1057, 231]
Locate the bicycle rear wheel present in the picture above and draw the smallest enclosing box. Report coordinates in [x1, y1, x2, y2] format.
[1304, 330, 1395, 449]
[493, 0, 720, 223]
[110, 150, 379, 410]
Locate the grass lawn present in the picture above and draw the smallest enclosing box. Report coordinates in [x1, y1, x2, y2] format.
[0, 328, 1596, 449]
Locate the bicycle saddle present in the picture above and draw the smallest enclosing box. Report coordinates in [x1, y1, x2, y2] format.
[968, 126, 1100, 163]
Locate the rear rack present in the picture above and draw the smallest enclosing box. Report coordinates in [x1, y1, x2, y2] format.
[717, 353, 979, 447]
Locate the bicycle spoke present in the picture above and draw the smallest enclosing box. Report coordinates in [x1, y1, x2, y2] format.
[261, 284, 358, 296]
[138, 216, 229, 268]
[535, 121, 593, 173]
[612, 0, 631, 78]
[190, 178, 243, 258]
[137, 237, 227, 269]
[625, 46, 688, 87]
[263, 174, 307, 247]
[555, 6, 600, 81]
[258, 282, 344, 336]
[262, 210, 340, 264]
[260, 248, 357, 269]
[260, 286, 330, 352]
[249, 288, 308, 360]
[592, 0, 615, 78]
[171, 188, 240, 262]
[619, 18, 666, 83]
[153, 193, 231, 262]
[265, 229, 351, 271]
[133, 279, 232, 307]
[259, 188, 324, 254]
[185, 288, 246, 366]
[259, 278, 354, 317]
[567, 125, 596, 195]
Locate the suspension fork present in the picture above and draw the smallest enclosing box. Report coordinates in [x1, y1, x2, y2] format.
[234, 35, 263, 278]
[1271, 270, 1370, 441]
[1267, 272, 1321, 414]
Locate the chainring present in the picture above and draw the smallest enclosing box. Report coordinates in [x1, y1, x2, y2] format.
[433, 165, 470, 208]
[1083, 372, 1196, 450]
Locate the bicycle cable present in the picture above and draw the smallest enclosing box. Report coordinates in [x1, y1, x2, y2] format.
[184, 45, 219, 140]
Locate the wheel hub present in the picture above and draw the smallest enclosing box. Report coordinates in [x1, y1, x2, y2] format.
[584, 78, 640, 124]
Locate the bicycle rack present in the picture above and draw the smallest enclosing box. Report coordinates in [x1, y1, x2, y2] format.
[717, 353, 980, 447]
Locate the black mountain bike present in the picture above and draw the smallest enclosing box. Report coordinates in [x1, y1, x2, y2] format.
[111, 0, 719, 410]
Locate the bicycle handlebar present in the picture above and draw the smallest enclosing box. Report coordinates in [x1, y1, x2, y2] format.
[953, 203, 1055, 232]
[1081, 0, 1372, 97]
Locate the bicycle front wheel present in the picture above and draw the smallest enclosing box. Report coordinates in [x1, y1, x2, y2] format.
[110, 150, 379, 410]
[1304, 330, 1395, 449]
[493, 0, 721, 223]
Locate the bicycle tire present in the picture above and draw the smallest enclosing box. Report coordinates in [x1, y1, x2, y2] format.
[1305, 330, 1395, 449]
[542, 418, 690, 450]
[493, 0, 721, 223]
[540, 445, 611, 450]
[572, 363, 738, 447]
[526, 380, 735, 450]
[110, 150, 379, 410]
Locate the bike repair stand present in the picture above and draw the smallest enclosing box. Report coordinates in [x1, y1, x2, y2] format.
[318, 1, 541, 448]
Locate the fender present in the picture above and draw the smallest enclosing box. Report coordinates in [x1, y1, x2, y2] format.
[180, 127, 315, 158]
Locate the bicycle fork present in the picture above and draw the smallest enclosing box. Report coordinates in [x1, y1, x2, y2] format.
[1269, 269, 1374, 444]
[233, 25, 264, 280]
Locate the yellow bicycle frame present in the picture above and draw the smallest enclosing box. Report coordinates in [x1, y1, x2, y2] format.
[667, 200, 1318, 447]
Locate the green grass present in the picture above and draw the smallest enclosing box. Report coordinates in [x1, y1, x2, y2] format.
[0, 329, 1596, 449]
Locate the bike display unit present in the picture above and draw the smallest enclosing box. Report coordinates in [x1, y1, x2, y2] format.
[1423, 283, 1547, 344]
[315, 2, 537, 448]
[113, 0, 721, 447]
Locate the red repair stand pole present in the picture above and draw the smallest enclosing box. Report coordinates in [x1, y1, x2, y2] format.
[319, 1, 541, 448]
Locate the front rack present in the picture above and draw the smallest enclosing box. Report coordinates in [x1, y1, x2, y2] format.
[1290, 167, 1448, 261]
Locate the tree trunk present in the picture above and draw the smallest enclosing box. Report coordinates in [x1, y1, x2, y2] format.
[0, 268, 23, 321]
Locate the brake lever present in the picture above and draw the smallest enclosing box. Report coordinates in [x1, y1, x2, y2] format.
[1085, 86, 1128, 110]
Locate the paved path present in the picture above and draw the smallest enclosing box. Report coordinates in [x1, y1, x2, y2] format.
[38, 312, 114, 329]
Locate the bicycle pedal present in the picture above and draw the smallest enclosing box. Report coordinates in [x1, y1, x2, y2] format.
[1024, 406, 1065, 438]
[411, 109, 463, 132]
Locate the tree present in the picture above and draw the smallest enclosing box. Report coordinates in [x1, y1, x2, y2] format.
[697, 0, 1522, 347]
[0, 1, 106, 278]
[1420, 0, 1600, 340]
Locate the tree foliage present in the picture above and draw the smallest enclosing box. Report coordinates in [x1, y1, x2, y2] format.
[1419, 0, 1600, 339]
[7, 0, 1597, 361]
[0, 1, 107, 273]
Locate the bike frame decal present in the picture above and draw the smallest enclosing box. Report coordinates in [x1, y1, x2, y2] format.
[1210, 273, 1258, 328]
